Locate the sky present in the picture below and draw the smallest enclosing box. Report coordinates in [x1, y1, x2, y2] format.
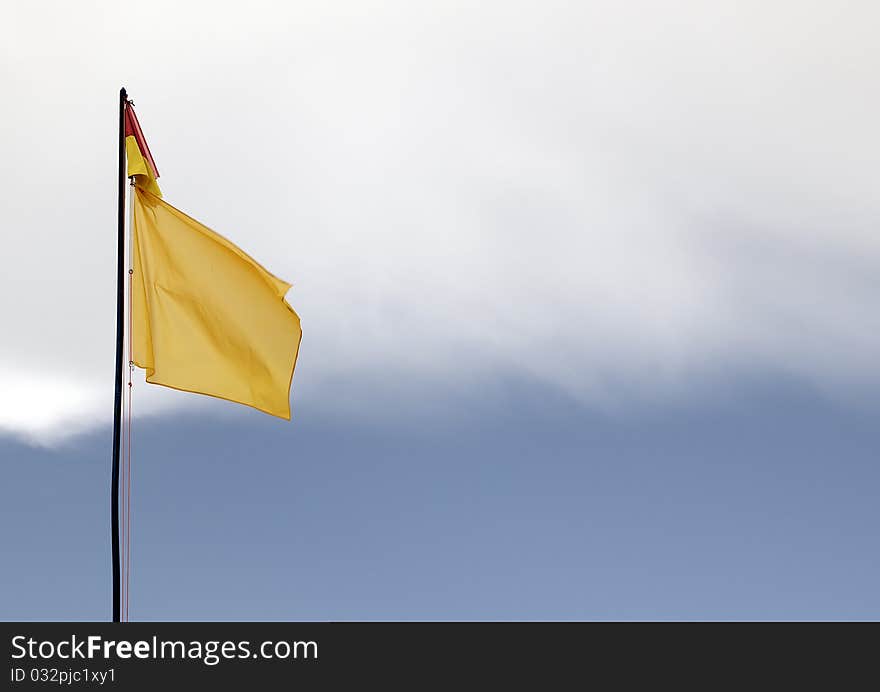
[1, 1, 879, 620]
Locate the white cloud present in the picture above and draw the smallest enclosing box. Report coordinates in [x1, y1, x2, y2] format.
[0, 369, 103, 445]
[2, 0, 879, 441]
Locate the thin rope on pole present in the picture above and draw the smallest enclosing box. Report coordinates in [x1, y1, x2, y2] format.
[125, 364, 132, 621]
[121, 379, 128, 622]
[125, 178, 135, 622]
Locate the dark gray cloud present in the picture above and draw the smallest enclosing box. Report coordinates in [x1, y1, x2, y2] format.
[4, 379, 880, 619]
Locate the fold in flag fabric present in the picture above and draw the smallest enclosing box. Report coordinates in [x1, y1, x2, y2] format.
[131, 186, 302, 419]
[125, 104, 162, 197]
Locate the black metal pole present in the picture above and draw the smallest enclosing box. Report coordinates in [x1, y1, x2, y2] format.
[111, 86, 127, 622]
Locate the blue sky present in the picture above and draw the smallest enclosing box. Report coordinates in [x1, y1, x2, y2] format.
[2, 2, 879, 620]
[4, 374, 879, 621]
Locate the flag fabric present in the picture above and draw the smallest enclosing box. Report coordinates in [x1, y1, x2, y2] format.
[124, 104, 162, 197]
[131, 186, 301, 419]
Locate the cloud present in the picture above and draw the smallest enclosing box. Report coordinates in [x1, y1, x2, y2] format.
[2, 0, 879, 441]
[0, 369, 102, 445]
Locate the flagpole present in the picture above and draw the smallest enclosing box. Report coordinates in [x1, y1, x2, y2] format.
[111, 86, 127, 622]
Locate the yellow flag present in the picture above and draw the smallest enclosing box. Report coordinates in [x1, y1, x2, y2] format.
[132, 186, 301, 419]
